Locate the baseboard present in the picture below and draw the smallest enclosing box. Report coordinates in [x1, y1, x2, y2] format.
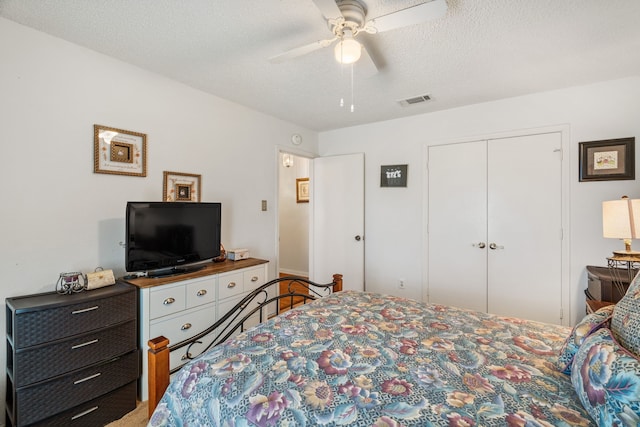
[279, 269, 308, 277]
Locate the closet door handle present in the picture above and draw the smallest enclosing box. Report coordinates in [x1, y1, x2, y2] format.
[489, 243, 504, 250]
[473, 242, 486, 249]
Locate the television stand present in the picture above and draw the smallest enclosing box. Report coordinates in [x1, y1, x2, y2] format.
[146, 265, 206, 279]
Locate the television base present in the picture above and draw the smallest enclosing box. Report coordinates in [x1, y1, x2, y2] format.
[147, 265, 206, 279]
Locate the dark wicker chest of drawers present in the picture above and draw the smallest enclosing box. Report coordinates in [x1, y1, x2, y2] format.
[5, 282, 139, 426]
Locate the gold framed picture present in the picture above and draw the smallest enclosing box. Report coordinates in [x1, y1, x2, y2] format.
[163, 171, 202, 202]
[94, 124, 147, 176]
[296, 178, 309, 203]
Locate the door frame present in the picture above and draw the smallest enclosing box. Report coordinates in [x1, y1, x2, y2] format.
[274, 145, 317, 280]
[422, 124, 572, 325]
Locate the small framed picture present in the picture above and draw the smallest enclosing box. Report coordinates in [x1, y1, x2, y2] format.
[163, 171, 201, 202]
[380, 164, 408, 187]
[579, 137, 635, 182]
[296, 178, 309, 203]
[94, 124, 147, 176]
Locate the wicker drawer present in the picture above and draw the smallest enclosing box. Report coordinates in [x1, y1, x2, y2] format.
[10, 320, 137, 387]
[29, 381, 137, 427]
[7, 284, 136, 348]
[9, 350, 139, 426]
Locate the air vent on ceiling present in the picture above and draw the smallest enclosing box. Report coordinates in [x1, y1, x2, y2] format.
[398, 94, 432, 107]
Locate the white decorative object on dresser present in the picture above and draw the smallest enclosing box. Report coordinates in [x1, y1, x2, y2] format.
[125, 258, 269, 400]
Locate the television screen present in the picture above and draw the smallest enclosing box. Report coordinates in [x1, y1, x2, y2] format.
[125, 202, 221, 275]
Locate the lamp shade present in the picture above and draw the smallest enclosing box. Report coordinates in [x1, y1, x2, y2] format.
[602, 198, 640, 239]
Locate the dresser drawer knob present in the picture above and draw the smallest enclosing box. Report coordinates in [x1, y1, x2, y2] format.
[71, 306, 99, 315]
[163, 297, 176, 305]
[72, 339, 99, 350]
[251, 276, 259, 282]
[227, 282, 237, 288]
[71, 406, 99, 420]
[74, 372, 101, 385]
[197, 289, 207, 296]
[181, 323, 192, 331]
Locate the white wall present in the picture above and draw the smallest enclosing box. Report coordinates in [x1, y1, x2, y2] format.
[278, 153, 310, 276]
[0, 17, 318, 416]
[318, 76, 640, 326]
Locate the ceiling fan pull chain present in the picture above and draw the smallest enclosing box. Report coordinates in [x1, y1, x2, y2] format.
[350, 63, 355, 113]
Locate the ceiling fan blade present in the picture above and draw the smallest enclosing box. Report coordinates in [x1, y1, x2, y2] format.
[311, 0, 344, 21]
[357, 46, 378, 78]
[269, 37, 336, 63]
[367, 0, 447, 33]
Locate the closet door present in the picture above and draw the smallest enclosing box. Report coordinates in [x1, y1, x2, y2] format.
[427, 141, 488, 312]
[487, 133, 562, 323]
[427, 132, 563, 324]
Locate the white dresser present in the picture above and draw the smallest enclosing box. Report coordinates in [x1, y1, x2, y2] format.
[126, 258, 269, 400]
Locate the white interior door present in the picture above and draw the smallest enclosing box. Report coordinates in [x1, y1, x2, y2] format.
[311, 153, 364, 291]
[427, 141, 488, 311]
[487, 133, 563, 323]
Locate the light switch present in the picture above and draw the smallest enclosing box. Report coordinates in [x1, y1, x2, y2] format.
[261, 200, 267, 211]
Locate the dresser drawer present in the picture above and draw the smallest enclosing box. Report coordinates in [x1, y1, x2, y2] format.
[186, 276, 217, 309]
[150, 284, 186, 319]
[244, 267, 265, 291]
[10, 320, 137, 388]
[219, 271, 245, 300]
[150, 303, 216, 369]
[11, 350, 139, 426]
[29, 381, 137, 427]
[9, 285, 136, 348]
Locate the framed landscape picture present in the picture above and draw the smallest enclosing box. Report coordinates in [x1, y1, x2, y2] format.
[579, 137, 635, 182]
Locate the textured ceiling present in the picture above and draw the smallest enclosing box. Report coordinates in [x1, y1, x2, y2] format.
[2, 0, 640, 131]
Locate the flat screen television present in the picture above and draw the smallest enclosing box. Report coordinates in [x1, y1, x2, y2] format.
[125, 201, 221, 277]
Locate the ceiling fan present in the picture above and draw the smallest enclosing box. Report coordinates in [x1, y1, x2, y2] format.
[269, 0, 448, 75]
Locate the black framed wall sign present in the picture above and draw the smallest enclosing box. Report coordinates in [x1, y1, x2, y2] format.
[380, 164, 408, 187]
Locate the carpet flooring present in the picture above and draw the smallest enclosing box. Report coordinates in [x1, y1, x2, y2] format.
[105, 401, 147, 427]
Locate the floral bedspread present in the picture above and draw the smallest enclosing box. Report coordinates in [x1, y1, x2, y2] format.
[149, 291, 592, 426]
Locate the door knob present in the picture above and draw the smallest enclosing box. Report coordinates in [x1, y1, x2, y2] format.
[473, 242, 486, 249]
[489, 243, 504, 250]
[355, 235, 362, 241]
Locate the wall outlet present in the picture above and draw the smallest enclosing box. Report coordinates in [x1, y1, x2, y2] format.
[399, 279, 405, 289]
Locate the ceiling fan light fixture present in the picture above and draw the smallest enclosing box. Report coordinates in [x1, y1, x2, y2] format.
[334, 30, 361, 64]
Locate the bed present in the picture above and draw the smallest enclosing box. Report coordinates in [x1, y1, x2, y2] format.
[146, 273, 640, 426]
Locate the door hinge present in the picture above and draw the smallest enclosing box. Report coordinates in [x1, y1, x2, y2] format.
[553, 148, 562, 161]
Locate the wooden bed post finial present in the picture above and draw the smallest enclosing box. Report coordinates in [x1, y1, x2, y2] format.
[333, 274, 343, 292]
[148, 335, 170, 418]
